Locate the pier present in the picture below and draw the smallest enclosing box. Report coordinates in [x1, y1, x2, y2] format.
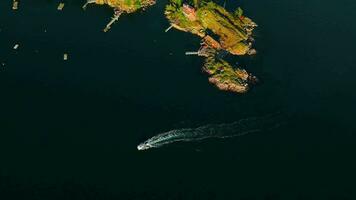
[165, 25, 173, 33]
[82, 0, 96, 10]
[103, 10, 122, 32]
[185, 45, 215, 57]
[185, 52, 199, 55]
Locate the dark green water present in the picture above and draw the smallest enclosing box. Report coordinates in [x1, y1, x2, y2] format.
[0, 0, 355, 199]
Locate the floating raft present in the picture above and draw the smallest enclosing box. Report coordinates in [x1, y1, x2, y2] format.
[12, 0, 19, 10]
[57, 3, 65, 11]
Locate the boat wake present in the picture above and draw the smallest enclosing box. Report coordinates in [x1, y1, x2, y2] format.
[137, 113, 284, 151]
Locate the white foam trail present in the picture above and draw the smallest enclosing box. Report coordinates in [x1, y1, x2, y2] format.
[137, 113, 283, 151]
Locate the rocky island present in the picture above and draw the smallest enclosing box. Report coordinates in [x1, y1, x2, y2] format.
[83, 0, 258, 93]
[83, 0, 156, 32]
[165, 0, 258, 93]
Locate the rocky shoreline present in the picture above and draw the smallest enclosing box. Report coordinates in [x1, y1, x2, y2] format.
[165, 0, 258, 93]
[83, 0, 156, 32]
[84, 0, 259, 93]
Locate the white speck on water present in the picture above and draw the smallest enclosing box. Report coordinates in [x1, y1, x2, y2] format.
[57, 3, 65, 11]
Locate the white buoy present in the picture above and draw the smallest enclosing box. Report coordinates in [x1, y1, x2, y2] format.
[13, 44, 19, 50]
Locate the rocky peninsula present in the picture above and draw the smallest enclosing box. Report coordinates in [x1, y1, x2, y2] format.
[165, 0, 258, 93]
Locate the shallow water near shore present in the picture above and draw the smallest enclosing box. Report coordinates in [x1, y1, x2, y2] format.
[0, 0, 355, 199]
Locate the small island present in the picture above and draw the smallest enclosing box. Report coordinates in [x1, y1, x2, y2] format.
[165, 0, 258, 93]
[83, 0, 156, 32]
[83, 0, 259, 93]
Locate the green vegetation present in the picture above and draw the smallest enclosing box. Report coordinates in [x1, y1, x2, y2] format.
[95, 0, 155, 12]
[203, 57, 250, 93]
[165, 0, 258, 93]
[235, 7, 243, 17]
[92, 0, 258, 93]
[165, 0, 256, 55]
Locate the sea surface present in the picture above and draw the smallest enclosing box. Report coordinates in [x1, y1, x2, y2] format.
[0, 0, 355, 199]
